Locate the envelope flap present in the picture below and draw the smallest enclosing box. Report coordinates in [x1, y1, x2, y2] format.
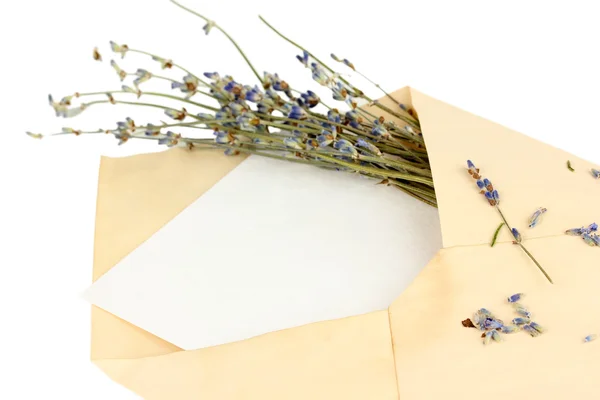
[92, 147, 247, 360]
[410, 88, 599, 248]
[94, 311, 399, 400]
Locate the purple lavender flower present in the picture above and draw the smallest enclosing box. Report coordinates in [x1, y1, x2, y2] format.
[203, 20, 216, 35]
[288, 105, 308, 120]
[584, 334, 598, 343]
[476, 180, 486, 193]
[164, 108, 187, 121]
[244, 87, 263, 103]
[528, 207, 547, 228]
[529, 322, 545, 334]
[492, 190, 500, 205]
[299, 90, 320, 108]
[522, 324, 540, 337]
[592, 169, 600, 179]
[483, 178, 494, 192]
[283, 137, 303, 150]
[333, 139, 358, 157]
[507, 293, 523, 303]
[501, 325, 520, 334]
[223, 81, 242, 95]
[467, 160, 480, 179]
[214, 131, 232, 144]
[203, 72, 220, 80]
[565, 227, 585, 236]
[582, 233, 597, 247]
[356, 139, 382, 156]
[134, 69, 152, 87]
[484, 191, 497, 206]
[513, 304, 530, 318]
[296, 51, 309, 67]
[511, 228, 522, 243]
[327, 109, 341, 124]
[512, 317, 530, 325]
[483, 318, 503, 330]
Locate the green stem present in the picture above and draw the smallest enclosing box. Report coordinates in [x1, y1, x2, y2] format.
[353, 69, 403, 109]
[258, 16, 419, 127]
[78, 90, 220, 112]
[126, 73, 219, 100]
[495, 206, 553, 284]
[170, 0, 263, 84]
[127, 49, 204, 83]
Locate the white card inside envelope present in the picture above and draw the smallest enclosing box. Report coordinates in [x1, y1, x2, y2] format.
[84, 155, 442, 350]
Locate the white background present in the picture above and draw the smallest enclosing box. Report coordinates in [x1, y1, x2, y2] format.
[1, 0, 599, 399]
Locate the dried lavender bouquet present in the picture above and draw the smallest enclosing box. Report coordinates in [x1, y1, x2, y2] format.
[27, 0, 435, 207]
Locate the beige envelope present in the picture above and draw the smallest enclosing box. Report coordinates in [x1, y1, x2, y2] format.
[91, 87, 600, 399]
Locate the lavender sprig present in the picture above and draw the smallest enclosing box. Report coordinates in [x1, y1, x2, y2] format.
[467, 161, 553, 284]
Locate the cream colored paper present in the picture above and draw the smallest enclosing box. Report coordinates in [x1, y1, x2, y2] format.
[91, 87, 600, 399]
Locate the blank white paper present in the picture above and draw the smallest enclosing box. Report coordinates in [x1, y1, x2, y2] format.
[84, 155, 442, 350]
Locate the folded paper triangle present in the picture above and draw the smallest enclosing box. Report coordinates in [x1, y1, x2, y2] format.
[91, 87, 600, 399]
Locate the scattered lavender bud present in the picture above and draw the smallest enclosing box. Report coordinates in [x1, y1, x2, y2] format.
[513, 304, 531, 318]
[529, 322, 545, 334]
[507, 293, 523, 303]
[491, 330, 503, 342]
[582, 233, 598, 247]
[484, 318, 504, 330]
[501, 325, 520, 334]
[592, 169, 600, 179]
[512, 317, 530, 325]
[584, 334, 598, 343]
[483, 331, 493, 345]
[522, 324, 540, 337]
[528, 207, 547, 228]
[565, 227, 585, 236]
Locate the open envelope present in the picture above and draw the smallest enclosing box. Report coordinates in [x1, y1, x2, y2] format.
[90, 87, 600, 399]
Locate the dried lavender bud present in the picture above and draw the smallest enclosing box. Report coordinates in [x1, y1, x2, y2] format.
[512, 317, 530, 326]
[513, 304, 531, 318]
[584, 334, 598, 343]
[507, 293, 523, 303]
[522, 324, 540, 337]
[528, 208, 547, 228]
[501, 325, 520, 334]
[529, 322, 545, 334]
